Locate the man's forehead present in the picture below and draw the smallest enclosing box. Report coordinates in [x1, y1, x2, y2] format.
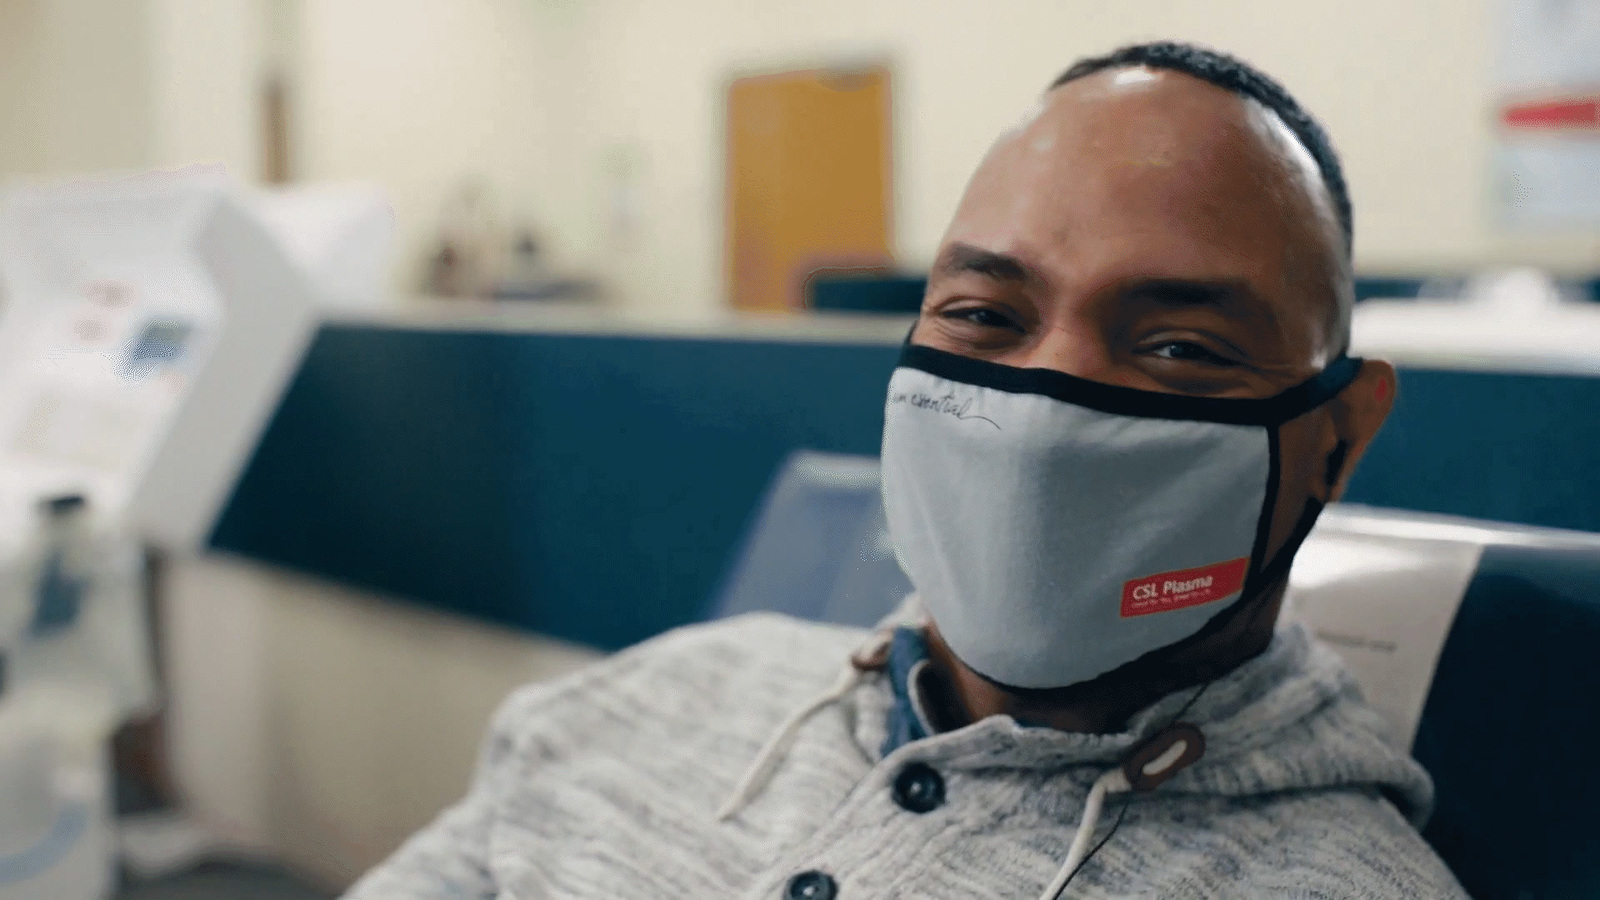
[970, 70, 1332, 246]
[939, 65, 1346, 360]
[963, 68, 1311, 223]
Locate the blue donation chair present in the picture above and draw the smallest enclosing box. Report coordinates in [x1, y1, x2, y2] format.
[711, 451, 1600, 900]
[709, 451, 909, 629]
[1411, 541, 1600, 899]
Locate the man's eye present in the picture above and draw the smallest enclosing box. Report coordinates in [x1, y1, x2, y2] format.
[942, 307, 1024, 332]
[1147, 341, 1239, 367]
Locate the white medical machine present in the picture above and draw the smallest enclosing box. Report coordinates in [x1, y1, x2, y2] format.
[0, 171, 321, 899]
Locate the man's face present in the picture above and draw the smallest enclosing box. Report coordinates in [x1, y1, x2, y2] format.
[914, 66, 1378, 585]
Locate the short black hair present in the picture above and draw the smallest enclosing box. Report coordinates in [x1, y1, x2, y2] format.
[1052, 42, 1352, 257]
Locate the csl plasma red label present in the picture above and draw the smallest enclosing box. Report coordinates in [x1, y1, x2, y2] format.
[1120, 557, 1250, 618]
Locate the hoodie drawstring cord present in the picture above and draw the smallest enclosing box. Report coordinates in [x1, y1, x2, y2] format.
[1041, 685, 1211, 898]
[1037, 766, 1131, 900]
[717, 631, 1202, 900]
[716, 664, 865, 821]
[717, 630, 893, 822]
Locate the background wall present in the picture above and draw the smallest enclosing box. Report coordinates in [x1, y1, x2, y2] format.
[288, 0, 1600, 314]
[0, 0, 157, 178]
[5, 1, 1598, 312]
[148, 0, 264, 177]
[293, 0, 565, 292]
[0, 0, 262, 182]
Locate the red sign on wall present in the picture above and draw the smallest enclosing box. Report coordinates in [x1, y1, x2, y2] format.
[1501, 97, 1600, 131]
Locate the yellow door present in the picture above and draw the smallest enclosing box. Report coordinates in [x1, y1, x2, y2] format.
[725, 65, 893, 311]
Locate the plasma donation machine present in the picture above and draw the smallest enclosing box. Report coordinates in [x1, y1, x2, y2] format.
[0, 171, 319, 899]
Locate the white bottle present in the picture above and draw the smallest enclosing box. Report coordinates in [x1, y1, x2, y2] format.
[0, 682, 115, 900]
[0, 494, 118, 900]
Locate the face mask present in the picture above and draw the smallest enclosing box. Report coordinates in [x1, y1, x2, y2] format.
[880, 343, 1361, 690]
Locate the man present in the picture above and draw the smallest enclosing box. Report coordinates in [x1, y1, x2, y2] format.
[345, 42, 1468, 898]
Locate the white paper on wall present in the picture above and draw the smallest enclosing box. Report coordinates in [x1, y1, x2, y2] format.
[1282, 528, 1483, 752]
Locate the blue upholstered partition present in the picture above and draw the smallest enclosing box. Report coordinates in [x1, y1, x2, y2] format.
[210, 324, 898, 650]
[1349, 368, 1600, 530]
[210, 321, 1600, 649]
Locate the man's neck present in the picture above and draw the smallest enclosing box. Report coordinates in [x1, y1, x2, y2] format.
[920, 585, 1288, 735]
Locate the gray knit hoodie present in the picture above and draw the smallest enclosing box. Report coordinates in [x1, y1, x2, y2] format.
[343, 611, 1468, 899]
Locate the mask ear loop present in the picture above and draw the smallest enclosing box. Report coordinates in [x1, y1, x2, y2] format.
[1240, 358, 1361, 601]
[1324, 440, 1351, 491]
[1247, 434, 1354, 600]
[1247, 495, 1326, 600]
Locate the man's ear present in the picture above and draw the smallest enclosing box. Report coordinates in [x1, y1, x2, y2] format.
[1320, 359, 1396, 501]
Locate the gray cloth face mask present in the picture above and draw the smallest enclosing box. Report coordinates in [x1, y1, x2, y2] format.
[880, 343, 1362, 690]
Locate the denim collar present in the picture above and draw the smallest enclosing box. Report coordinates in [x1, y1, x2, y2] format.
[881, 626, 936, 757]
[882, 625, 1074, 757]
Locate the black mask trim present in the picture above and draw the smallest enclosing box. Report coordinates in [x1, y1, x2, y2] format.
[1244, 496, 1327, 600]
[897, 343, 1362, 427]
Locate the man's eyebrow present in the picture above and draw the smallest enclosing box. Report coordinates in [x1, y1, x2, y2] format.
[1125, 279, 1272, 320]
[935, 243, 1032, 283]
